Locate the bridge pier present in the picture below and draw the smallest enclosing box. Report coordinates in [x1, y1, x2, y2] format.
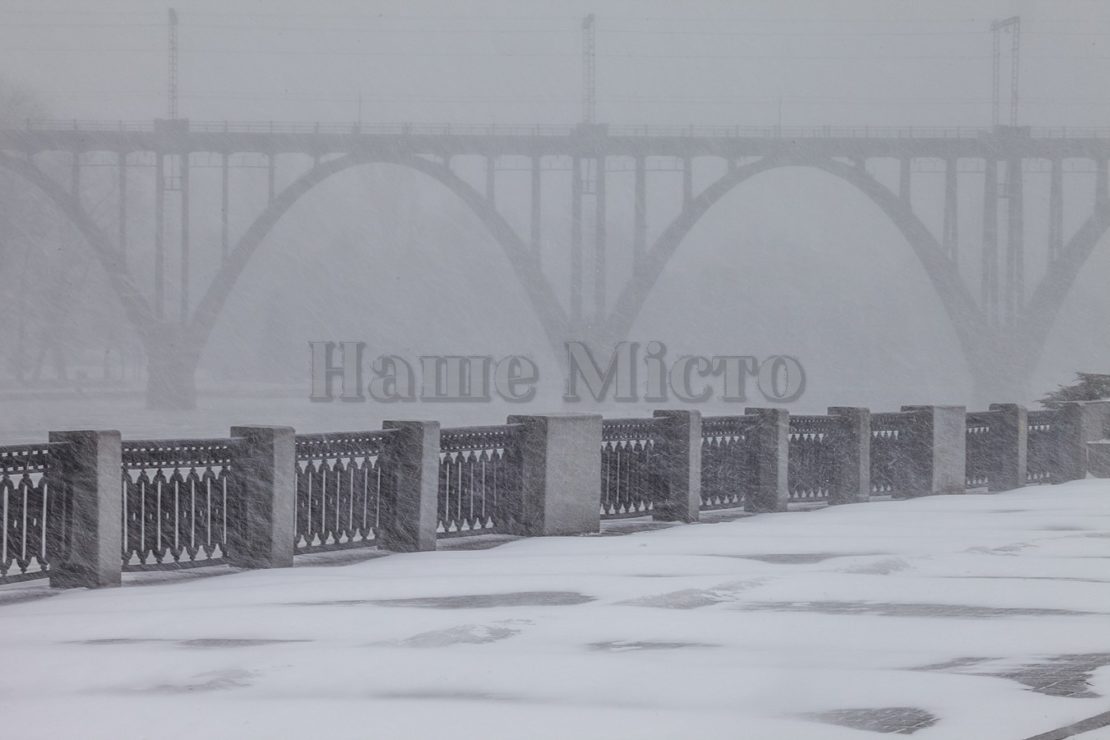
[144, 330, 199, 410]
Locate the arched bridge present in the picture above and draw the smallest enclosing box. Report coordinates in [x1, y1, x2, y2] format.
[2, 119, 1109, 407]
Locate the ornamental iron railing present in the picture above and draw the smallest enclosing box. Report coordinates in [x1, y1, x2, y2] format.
[1027, 410, 1062, 484]
[438, 425, 522, 537]
[294, 431, 392, 553]
[600, 418, 659, 519]
[870, 412, 913, 496]
[788, 415, 842, 503]
[121, 438, 237, 570]
[699, 415, 759, 510]
[965, 410, 1000, 489]
[0, 444, 56, 584]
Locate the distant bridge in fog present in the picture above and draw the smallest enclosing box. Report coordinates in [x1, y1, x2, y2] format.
[2, 118, 1110, 407]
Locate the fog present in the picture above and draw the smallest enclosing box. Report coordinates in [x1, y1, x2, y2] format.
[1, 0, 1109, 441]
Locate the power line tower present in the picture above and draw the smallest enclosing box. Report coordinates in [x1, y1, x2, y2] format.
[168, 8, 179, 120]
[581, 14, 596, 124]
[990, 16, 1020, 127]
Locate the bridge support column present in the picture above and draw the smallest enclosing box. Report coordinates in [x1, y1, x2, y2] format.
[144, 329, 199, 410]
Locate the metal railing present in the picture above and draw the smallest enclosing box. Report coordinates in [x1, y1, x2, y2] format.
[438, 425, 522, 537]
[13, 118, 1110, 140]
[294, 431, 392, 553]
[600, 418, 659, 519]
[788, 415, 843, 503]
[120, 438, 237, 570]
[0, 444, 56, 584]
[965, 411, 999, 489]
[870, 412, 913, 496]
[1027, 410, 1062, 483]
[699, 415, 759, 511]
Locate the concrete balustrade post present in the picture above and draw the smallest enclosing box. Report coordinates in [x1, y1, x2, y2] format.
[47, 430, 122, 589]
[900, 405, 966, 496]
[380, 421, 440, 552]
[827, 407, 871, 504]
[988, 403, 1027, 491]
[652, 410, 702, 522]
[507, 414, 602, 536]
[1088, 441, 1110, 478]
[1058, 401, 1110, 481]
[744, 408, 789, 513]
[227, 426, 296, 569]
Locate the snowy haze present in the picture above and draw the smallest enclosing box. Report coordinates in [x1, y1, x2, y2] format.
[2, 0, 1110, 439]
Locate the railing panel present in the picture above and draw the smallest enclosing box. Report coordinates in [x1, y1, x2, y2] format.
[438, 425, 522, 537]
[0, 444, 55, 584]
[1027, 410, 1061, 484]
[700, 416, 758, 510]
[965, 411, 999, 489]
[600, 418, 658, 519]
[295, 431, 390, 553]
[870, 412, 913, 496]
[121, 438, 236, 570]
[788, 415, 841, 503]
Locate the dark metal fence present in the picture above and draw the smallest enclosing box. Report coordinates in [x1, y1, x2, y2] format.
[700, 416, 758, 510]
[438, 425, 522, 537]
[870, 412, 912, 496]
[600, 418, 659, 518]
[788, 415, 841, 503]
[295, 431, 391, 553]
[1027, 410, 1061, 483]
[965, 411, 999, 489]
[0, 444, 55, 584]
[121, 438, 237, 570]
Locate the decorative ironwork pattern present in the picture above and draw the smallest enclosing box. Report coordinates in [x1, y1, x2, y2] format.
[1027, 410, 1060, 484]
[600, 418, 659, 518]
[0, 444, 55, 583]
[295, 431, 391, 553]
[870, 412, 912, 496]
[788, 415, 841, 502]
[438, 425, 521, 537]
[965, 411, 998, 489]
[121, 438, 236, 570]
[700, 416, 758, 510]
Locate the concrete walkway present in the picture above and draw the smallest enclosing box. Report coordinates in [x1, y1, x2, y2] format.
[2, 480, 1109, 739]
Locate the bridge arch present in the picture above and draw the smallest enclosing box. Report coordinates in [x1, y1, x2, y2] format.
[187, 152, 567, 362]
[0, 153, 156, 339]
[607, 155, 991, 381]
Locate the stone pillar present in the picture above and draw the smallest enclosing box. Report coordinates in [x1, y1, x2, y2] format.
[744, 408, 789, 513]
[827, 407, 870, 504]
[652, 410, 701, 522]
[988, 403, 1027, 491]
[507, 414, 602, 536]
[1058, 401, 1110, 480]
[380, 421, 440, 552]
[1088, 441, 1110, 478]
[47, 430, 122, 589]
[227, 426, 296, 569]
[900, 406, 966, 496]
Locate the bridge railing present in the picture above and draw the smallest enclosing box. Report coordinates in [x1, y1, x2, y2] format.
[6, 401, 1108, 589]
[14, 118, 1110, 140]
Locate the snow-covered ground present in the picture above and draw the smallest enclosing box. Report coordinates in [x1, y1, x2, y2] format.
[2, 481, 1110, 740]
